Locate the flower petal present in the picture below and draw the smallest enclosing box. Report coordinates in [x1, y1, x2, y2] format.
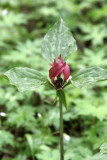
[49, 54, 70, 85]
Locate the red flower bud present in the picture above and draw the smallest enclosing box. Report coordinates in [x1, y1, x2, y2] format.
[49, 54, 70, 89]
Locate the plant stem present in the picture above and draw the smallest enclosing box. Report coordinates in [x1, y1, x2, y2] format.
[32, 154, 35, 160]
[59, 99, 64, 160]
[0, 117, 1, 129]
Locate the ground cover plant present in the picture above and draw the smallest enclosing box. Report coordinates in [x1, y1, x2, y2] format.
[0, 0, 107, 160]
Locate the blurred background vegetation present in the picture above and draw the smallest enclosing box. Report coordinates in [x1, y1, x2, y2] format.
[0, 0, 107, 160]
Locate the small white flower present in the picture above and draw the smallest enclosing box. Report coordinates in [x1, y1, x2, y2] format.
[0, 112, 6, 117]
[2, 9, 8, 16]
[37, 113, 42, 117]
[64, 133, 70, 141]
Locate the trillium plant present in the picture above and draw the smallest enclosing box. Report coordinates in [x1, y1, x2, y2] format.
[1, 18, 107, 160]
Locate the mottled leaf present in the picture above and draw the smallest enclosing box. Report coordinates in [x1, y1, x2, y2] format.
[4, 67, 48, 92]
[71, 67, 107, 88]
[100, 143, 107, 154]
[41, 18, 77, 63]
[86, 154, 107, 160]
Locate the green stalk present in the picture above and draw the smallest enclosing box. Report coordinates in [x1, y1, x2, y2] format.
[59, 99, 64, 160]
[0, 117, 1, 129]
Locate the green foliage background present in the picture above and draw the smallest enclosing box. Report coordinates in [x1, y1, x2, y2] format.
[0, 0, 107, 159]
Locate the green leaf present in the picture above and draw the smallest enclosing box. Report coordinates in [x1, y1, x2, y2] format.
[57, 89, 67, 109]
[0, 130, 14, 148]
[100, 143, 107, 154]
[85, 143, 107, 160]
[53, 91, 58, 104]
[86, 154, 107, 160]
[36, 146, 59, 160]
[71, 67, 107, 88]
[41, 18, 77, 63]
[4, 67, 48, 92]
[25, 134, 35, 160]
